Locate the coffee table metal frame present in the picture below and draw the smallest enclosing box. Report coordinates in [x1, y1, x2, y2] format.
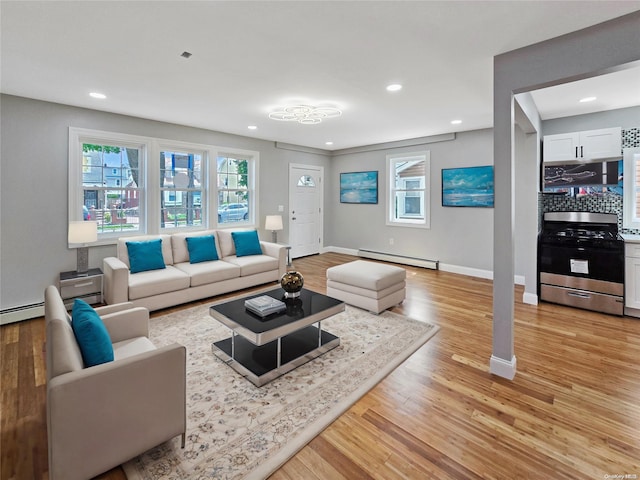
[209, 288, 344, 386]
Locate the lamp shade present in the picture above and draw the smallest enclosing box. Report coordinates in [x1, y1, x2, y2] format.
[265, 215, 283, 231]
[68, 221, 98, 244]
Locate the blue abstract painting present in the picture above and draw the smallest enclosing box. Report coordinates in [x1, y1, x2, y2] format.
[340, 171, 378, 204]
[442, 165, 494, 207]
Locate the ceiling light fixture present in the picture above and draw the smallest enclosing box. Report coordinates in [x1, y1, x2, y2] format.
[89, 92, 106, 99]
[579, 96, 597, 103]
[247, 125, 257, 130]
[269, 105, 342, 125]
[180, 51, 193, 59]
[386, 84, 402, 92]
[451, 119, 462, 125]
[325, 141, 334, 146]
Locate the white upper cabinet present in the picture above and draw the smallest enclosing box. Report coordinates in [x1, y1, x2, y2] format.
[543, 127, 622, 163]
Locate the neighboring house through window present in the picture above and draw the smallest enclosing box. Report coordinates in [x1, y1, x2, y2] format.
[160, 149, 204, 230]
[386, 151, 430, 228]
[217, 154, 255, 225]
[69, 127, 259, 243]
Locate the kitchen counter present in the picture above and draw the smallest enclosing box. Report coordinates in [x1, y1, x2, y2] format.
[623, 236, 640, 318]
[622, 234, 640, 243]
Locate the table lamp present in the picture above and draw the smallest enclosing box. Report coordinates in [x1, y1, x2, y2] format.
[265, 215, 283, 243]
[68, 221, 98, 275]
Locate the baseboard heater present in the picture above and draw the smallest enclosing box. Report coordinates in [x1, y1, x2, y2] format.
[0, 302, 45, 325]
[358, 249, 439, 270]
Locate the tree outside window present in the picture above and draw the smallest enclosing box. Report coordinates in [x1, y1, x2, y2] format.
[160, 150, 203, 230]
[82, 143, 141, 234]
[217, 156, 251, 224]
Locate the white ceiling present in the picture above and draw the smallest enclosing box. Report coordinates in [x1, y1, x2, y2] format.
[2, 1, 639, 151]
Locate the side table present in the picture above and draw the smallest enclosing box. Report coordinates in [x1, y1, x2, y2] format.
[279, 244, 292, 267]
[59, 268, 104, 309]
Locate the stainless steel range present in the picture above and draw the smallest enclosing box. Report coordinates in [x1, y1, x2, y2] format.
[538, 211, 624, 315]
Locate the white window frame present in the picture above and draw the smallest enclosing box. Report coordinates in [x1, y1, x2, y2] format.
[69, 128, 150, 245]
[386, 151, 430, 228]
[69, 127, 260, 245]
[215, 149, 259, 228]
[157, 141, 209, 233]
[623, 147, 640, 229]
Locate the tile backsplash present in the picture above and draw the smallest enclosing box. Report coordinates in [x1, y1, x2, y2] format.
[540, 127, 639, 234]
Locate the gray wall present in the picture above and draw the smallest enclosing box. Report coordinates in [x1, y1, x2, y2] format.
[0, 94, 331, 312]
[1, 93, 635, 316]
[326, 129, 495, 272]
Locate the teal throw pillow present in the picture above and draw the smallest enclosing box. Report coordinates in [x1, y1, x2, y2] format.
[186, 235, 219, 263]
[71, 299, 114, 367]
[126, 239, 166, 273]
[231, 230, 262, 257]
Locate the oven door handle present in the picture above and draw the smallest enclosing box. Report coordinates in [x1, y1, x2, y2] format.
[567, 291, 591, 299]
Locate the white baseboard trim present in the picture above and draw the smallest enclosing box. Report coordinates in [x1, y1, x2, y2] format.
[1, 304, 45, 325]
[321, 246, 358, 256]
[439, 263, 493, 280]
[489, 354, 517, 380]
[522, 292, 538, 305]
[323, 249, 529, 286]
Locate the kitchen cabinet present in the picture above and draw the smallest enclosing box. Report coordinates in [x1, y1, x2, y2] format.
[624, 239, 640, 317]
[543, 127, 621, 163]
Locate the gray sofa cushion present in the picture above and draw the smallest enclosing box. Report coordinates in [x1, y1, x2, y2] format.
[117, 234, 174, 268]
[223, 254, 280, 277]
[217, 228, 254, 257]
[171, 230, 221, 264]
[128, 266, 190, 300]
[174, 260, 241, 287]
[112, 337, 156, 361]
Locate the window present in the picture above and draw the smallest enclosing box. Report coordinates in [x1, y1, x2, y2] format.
[386, 151, 430, 228]
[160, 149, 204, 230]
[76, 139, 144, 237]
[70, 128, 259, 242]
[217, 155, 254, 225]
[298, 175, 315, 187]
[623, 147, 640, 229]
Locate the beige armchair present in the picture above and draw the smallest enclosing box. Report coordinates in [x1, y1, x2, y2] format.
[44, 285, 186, 480]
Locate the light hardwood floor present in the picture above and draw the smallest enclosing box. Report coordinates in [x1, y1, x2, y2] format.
[2, 252, 639, 479]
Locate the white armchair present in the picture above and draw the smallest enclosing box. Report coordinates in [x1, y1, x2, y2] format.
[44, 285, 186, 480]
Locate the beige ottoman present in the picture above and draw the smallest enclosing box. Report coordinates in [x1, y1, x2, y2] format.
[326, 260, 406, 314]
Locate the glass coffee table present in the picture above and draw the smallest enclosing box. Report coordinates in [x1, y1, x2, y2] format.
[209, 288, 345, 386]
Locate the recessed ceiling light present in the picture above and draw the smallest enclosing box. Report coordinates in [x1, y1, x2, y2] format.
[247, 125, 257, 130]
[325, 141, 334, 146]
[180, 51, 193, 59]
[386, 84, 402, 92]
[579, 96, 597, 103]
[89, 92, 106, 99]
[451, 119, 462, 125]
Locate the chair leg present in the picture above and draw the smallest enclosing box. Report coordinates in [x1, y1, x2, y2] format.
[181, 432, 186, 448]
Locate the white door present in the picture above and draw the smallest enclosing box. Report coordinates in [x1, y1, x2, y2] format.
[288, 164, 323, 258]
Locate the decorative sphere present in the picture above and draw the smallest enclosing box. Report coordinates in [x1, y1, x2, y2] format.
[280, 271, 304, 298]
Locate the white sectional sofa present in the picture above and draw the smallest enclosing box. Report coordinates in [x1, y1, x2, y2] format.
[103, 229, 287, 311]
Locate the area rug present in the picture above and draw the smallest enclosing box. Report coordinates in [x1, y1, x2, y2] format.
[123, 300, 439, 480]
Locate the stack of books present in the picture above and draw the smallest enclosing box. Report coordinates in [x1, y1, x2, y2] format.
[245, 295, 286, 317]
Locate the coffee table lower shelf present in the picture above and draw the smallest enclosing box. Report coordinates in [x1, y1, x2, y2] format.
[211, 325, 340, 387]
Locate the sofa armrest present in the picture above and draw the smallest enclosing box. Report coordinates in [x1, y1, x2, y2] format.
[103, 256, 129, 305]
[260, 241, 288, 277]
[101, 307, 150, 343]
[94, 302, 135, 316]
[47, 343, 186, 480]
